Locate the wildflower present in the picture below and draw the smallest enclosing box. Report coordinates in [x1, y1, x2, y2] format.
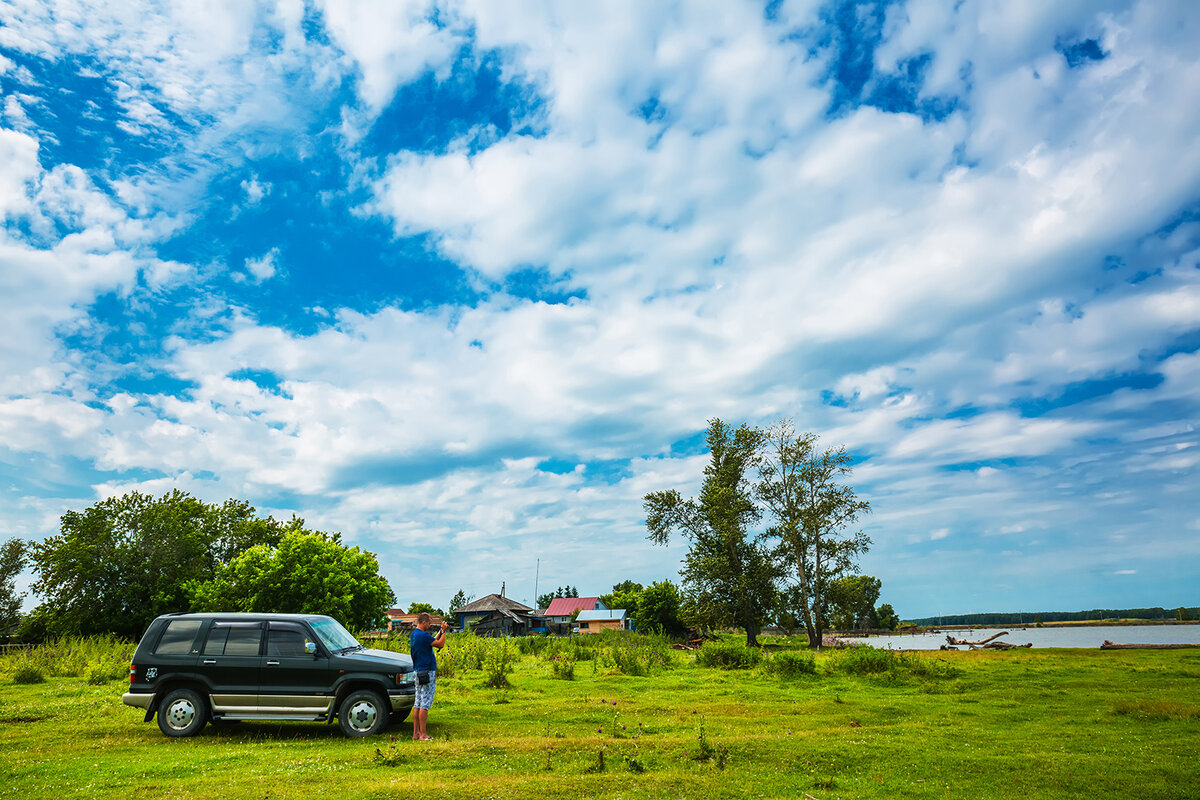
[597, 728, 602, 733]
[612, 701, 617, 706]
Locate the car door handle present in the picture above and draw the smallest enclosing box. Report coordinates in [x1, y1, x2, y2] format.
[267, 660, 280, 666]
[202, 659, 216, 664]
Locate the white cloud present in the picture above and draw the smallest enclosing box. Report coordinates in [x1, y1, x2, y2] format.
[243, 247, 280, 283]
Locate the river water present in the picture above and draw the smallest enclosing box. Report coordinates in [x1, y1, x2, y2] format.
[849, 623, 1200, 650]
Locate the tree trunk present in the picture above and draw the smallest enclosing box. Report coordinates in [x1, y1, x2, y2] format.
[745, 620, 759, 648]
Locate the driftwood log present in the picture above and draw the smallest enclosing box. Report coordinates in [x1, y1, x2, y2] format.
[1100, 640, 1200, 650]
[942, 631, 1032, 651]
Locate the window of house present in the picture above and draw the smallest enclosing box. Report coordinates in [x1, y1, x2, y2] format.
[580, 622, 589, 629]
[154, 619, 203, 655]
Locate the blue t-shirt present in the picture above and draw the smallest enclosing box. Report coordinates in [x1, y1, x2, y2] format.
[409, 628, 437, 673]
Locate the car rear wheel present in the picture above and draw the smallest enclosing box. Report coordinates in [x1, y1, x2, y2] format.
[157, 688, 208, 737]
[338, 690, 389, 738]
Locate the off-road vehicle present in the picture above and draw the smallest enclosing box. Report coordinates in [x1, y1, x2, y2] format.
[122, 612, 415, 738]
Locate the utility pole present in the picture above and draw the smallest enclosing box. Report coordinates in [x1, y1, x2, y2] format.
[501, 580, 505, 598]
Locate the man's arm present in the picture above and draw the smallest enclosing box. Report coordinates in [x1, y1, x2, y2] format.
[433, 626, 448, 649]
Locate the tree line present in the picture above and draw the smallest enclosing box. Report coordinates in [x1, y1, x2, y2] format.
[645, 418, 892, 647]
[909, 607, 1200, 626]
[2, 490, 394, 641]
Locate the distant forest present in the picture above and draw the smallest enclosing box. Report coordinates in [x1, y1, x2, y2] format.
[907, 607, 1199, 626]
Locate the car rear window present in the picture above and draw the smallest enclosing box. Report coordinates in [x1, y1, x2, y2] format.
[203, 622, 263, 656]
[154, 619, 203, 655]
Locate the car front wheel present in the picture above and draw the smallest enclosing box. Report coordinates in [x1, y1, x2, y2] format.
[338, 690, 389, 738]
[157, 688, 208, 738]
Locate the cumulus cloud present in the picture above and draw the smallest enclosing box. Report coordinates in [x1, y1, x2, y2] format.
[1, 0, 1198, 614]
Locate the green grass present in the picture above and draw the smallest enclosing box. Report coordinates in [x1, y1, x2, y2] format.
[1, 637, 1197, 799]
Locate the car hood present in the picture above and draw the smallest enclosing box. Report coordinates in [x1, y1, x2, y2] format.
[339, 647, 414, 672]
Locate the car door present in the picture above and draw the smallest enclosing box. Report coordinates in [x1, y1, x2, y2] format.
[198, 620, 264, 716]
[260, 621, 334, 717]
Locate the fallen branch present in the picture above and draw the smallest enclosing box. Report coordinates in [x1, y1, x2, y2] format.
[943, 630, 1032, 650]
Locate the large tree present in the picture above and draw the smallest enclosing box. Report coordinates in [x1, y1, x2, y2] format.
[186, 531, 394, 631]
[29, 491, 295, 639]
[0, 538, 26, 633]
[825, 574, 882, 631]
[757, 421, 870, 648]
[645, 419, 782, 646]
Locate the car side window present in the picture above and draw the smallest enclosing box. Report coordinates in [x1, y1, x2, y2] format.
[203, 622, 263, 656]
[267, 622, 316, 657]
[154, 619, 203, 655]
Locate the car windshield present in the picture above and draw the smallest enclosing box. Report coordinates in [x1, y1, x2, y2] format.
[309, 617, 361, 651]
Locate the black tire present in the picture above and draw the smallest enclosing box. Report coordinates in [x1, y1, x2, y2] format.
[156, 688, 208, 738]
[338, 690, 389, 738]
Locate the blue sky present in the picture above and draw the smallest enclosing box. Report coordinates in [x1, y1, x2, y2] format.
[1, 0, 1197, 619]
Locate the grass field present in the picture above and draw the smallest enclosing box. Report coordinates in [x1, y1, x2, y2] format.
[1, 633, 1197, 799]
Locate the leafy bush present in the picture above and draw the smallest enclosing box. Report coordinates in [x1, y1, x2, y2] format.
[829, 645, 896, 675]
[606, 636, 674, 676]
[763, 650, 816, 678]
[548, 653, 575, 680]
[84, 664, 111, 685]
[11, 662, 44, 684]
[696, 640, 761, 670]
[483, 640, 515, 688]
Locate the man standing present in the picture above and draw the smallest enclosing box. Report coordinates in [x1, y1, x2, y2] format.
[409, 612, 447, 741]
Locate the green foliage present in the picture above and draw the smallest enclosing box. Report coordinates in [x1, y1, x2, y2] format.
[599, 580, 643, 614]
[763, 650, 817, 678]
[483, 639, 515, 688]
[757, 421, 870, 648]
[825, 575, 882, 631]
[186, 531, 394, 630]
[875, 603, 899, 630]
[645, 419, 782, 646]
[549, 652, 575, 680]
[0, 538, 27, 633]
[828, 646, 959, 680]
[632, 580, 687, 637]
[537, 586, 578, 610]
[27, 491, 297, 639]
[11, 662, 44, 684]
[695, 639, 763, 670]
[603, 635, 675, 676]
[449, 590, 473, 613]
[407, 602, 445, 617]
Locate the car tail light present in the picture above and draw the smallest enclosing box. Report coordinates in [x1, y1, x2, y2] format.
[129, 664, 136, 684]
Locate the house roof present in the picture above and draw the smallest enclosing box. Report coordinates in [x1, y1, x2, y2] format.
[577, 609, 627, 622]
[453, 593, 532, 614]
[545, 596, 605, 616]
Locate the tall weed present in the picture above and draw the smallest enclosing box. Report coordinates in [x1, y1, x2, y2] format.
[696, 640, 761, 670]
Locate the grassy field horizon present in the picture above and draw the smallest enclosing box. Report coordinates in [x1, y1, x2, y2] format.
[1, 633, 1197, 799]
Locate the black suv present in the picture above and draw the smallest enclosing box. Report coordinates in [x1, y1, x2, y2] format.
[122, 612, 414, 738]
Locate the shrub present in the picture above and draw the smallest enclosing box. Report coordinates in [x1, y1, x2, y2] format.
[829, 645, 896, 675]
[12, 662, 44, 684]
[696, 640, 761, 670]
[607, 636, 674, 676]
[549, 654, 575, 680]
[763, 651, 816, 678]
[483, 640, 515, 688]
[84, 664, 111, 685]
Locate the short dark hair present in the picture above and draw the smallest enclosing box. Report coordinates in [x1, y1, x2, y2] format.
[417, 612, 431, 625]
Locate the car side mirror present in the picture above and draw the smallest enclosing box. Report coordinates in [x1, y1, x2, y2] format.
[305, 641, 317, 656]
